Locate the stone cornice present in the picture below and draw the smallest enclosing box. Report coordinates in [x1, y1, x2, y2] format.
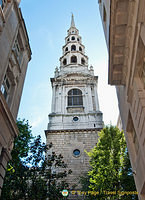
[48, 111, 102, 117]
[109, 0, 143, 86]
[109, 0, 129, 85]
[45, 128, 101, 136]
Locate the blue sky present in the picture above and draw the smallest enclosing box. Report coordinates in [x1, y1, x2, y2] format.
[18, 0, 119, 142]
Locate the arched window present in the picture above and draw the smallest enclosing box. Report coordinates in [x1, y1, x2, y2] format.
[81, 58, 85, 65]
[71, 56, 77, 63]
[67, 38, 70, 42]
[71, 36, 75, 40]
[77, 38, 80, 41]
[79, 46, 82, 51]
[63, 58, 67, 65]
[71, 45, 76, 51]
[65, 47, 68, 52]
[68, 89, 83, 106]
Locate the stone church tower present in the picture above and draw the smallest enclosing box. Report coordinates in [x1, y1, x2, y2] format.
[45, 15, 103, 189]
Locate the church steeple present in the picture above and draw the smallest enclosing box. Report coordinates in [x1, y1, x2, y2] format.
[46, 16, 103, 190]
[59, 15, 89, 72]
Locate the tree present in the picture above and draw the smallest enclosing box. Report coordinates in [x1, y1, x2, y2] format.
[79, 173, 96, 200]
[1, 119, 33, 200]
[1, 119, 71, 200]
[11, 119, 33, 163]
[82, 126, 137, 200]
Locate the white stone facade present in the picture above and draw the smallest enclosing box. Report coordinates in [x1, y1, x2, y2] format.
[45, 15, 103, 190]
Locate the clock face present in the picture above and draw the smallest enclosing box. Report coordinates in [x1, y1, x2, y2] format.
[73, 116, 79, 121]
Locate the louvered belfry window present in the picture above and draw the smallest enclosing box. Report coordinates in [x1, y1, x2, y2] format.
[68, 89, 83, 106]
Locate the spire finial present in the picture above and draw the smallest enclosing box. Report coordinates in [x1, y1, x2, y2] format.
[71, 13, 75, 27]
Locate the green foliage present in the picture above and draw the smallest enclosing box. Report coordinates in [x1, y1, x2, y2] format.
[81, 126, 138, 200]
[12, 119, 33, 163]
[1, 119, 71, 200]
[79, 173, 96, 200]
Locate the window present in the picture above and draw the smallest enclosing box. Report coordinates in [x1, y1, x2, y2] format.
[13, 38, 22, 64]
[67, 38, 70, 42]
[81, 58, 85, 65]
[63, 58, 67, 65]
[65, 47, 68, 52]
[0, 0, 6, 9]
[71, 45, 76, 51]
[73, 149, 80, 157]
[127, 112, 139, 155]
[68, 89, 83, 106]
[71, 56, 77, 63]
[79, 46, 82, 51]
[1, 75, 10, 101]
[141, 61, 145, 87]
[73, 116, 79, 121]
[103, 5, 107, 22]
[71, 36, 75, 40]
[77, 38, 80, 42]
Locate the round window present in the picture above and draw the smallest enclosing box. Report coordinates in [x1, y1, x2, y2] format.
[73, 149, 80, 157]
[73, 116, 79, 121]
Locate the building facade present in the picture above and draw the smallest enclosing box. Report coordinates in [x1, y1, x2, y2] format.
[0, 0, 31, 195]
[99, 0, 145, 199]
[45, 15, 103, 192]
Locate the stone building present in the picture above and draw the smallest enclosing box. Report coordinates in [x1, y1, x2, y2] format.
[45, 15, 103, 192]
[0, 0, 31, 195]
[99, 0, 145, 199]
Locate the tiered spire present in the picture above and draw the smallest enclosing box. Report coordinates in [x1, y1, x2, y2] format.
[71, 14, 75, 27]
[58, 14, 88, 69]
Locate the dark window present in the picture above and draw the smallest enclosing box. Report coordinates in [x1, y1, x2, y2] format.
[63, 58, 67, 65]
[71, 56, 77, 63]
[71, 45, 76, 51]
[71, 36, 75, 40]
[1, 74, 10, 101]
[0, 0, 6, 9]
[67, 38, 70, 42]
[65, 47, 68, 52]
[81, 58, 85, 65]
[103, 5, 107, 22]
[73, 149, 80, 157]
[13, 35, 23, 65]
[73, 116, 79, 121]
[77, 38, 80, 41]
[79, 46, 82, 51]
[68, 89, 83, 106]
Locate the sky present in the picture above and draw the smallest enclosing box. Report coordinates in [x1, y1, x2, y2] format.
[18, 0, 119, 142]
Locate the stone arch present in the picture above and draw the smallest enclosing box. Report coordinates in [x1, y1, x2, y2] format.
[71, 56, 77, 63]
[81, 58, 85, 65]
[63, 58, 67, 65]
[68, 88, 83, 106]
[79, 46, 82, 51]
[65, 47, 68, 52]
[71, 45, 76, 51]
[71, 36, 75, 40]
